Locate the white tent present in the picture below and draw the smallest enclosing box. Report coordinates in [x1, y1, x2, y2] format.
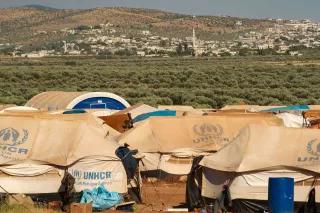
[0, 106, 39, 113]
[119, 114, 283, 175]
[0, 112, 127, 194]
[276, 112, 305, 128]
[200, 124, 320, 202]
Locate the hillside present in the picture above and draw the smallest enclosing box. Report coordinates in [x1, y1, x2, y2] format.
[0, 6, 274, 45]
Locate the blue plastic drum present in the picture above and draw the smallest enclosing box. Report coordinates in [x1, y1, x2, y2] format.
[268, 177, 294, 213]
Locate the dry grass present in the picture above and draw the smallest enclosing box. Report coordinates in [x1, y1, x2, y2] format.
[0, 204, 62, 213]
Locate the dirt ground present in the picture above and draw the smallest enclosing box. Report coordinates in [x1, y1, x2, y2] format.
[140, 182, 187, 212]
[108, 181, 188, 213]
[0, 182, 189, 213]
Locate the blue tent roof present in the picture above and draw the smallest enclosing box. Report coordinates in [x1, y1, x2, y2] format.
[262, 105, 310, 112]
[133, 110, 176, 123]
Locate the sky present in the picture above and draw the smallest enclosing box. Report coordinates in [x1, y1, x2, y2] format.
[0, 0, 319, 21]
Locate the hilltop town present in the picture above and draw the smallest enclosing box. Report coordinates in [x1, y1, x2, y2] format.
[0, 7, 320, 58]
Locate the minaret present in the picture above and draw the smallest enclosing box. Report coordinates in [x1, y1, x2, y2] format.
[63, 41, 67, 54]
[192, 15, 198, 56]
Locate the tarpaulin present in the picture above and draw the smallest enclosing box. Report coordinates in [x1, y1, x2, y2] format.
[276, 112, 305, 128]
[202, 168, 320, 202]
[200, 124, 320, 202]
[0, 163, 54, 176]
[0, 112, 128, 194]
[139, 152, 204, 175]
[200, 124, 320, 173]
[0, 112, 120, 165]
[0, 158, 127, 194]
[132, 110, 176, 123]
[262, 105, 310, 112]
[0, 168, 64, 194]
[80, 185, 122, 210]
[68, 157, 127, 193]
[119, 114, 283, 153]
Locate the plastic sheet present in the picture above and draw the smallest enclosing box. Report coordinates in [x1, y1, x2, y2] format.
[80, 185, 122, 210]
[132, 110, 176, 123]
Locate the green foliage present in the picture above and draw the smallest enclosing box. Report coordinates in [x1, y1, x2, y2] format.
[0, 46, 15, 55]
[257, 48, 278, 56]
[289, 45, 308, 51]
[0, 56, 320, 108]
[75, 25, 91, 31]
[114, 48, 136, 56]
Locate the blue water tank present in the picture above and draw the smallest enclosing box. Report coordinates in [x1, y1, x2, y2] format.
[268, 177, 294, 213]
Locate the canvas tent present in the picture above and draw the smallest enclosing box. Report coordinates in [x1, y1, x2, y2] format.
[0, 106, 39, 113]
[200, 124, 320, 173]
[0, 112, 127, 194]
[118, 114, 283, 175]
[0, 104, 16, 111]
[276, 112, 305, 128]
[0, 162, 64, 194]
[112, 103, 156, 119]
[262, 104, 310, 112]
[309, 105, 320, 110]
[199, 124, 320, 210]
[25, 91, 130, 111]
[220, 105, 285, 112]
[158, 105, 195, 111]
[119, 114, 283, 153]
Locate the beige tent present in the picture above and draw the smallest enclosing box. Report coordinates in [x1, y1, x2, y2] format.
[0, 112, 127, 193]
[118, 114, 283, 153]
[119, 114, 283, 175]
[309, 105, 320, 110]
[0, 106, 39, 113]
[112, 103, 156, 119]
[25, 91, 130, 111]
[0, 163, 64, 194]
[26, 91, 87, 110]
[220, 105, 285, 112]
[200, 124, 320, 202]
[0, 104, 16, 111]
[0, 112, 122, 165]
[158, 105, 194, 111]
[200, 124, 320, 173]
[201, 168, 320, 202]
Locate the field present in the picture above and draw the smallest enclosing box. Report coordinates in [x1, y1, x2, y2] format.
[0, 56, 320, 108]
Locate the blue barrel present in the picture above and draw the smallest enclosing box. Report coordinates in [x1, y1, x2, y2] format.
[268, 177, 294, 213]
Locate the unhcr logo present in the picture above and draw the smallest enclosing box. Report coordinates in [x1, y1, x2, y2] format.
[192, 123, 230, 145]
[193, 123, 223, 136]
[0, 128, 29, 156]
[307, 139, 320, 157]
[297, 139, 320, 162]
[0, 128, 29, 146]
[70, 169, 112, 180]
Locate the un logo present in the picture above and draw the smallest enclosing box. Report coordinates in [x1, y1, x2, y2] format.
[0, 128, 29, 146]
[193, 123, 223, 137]
[307, 139, 320, 157]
